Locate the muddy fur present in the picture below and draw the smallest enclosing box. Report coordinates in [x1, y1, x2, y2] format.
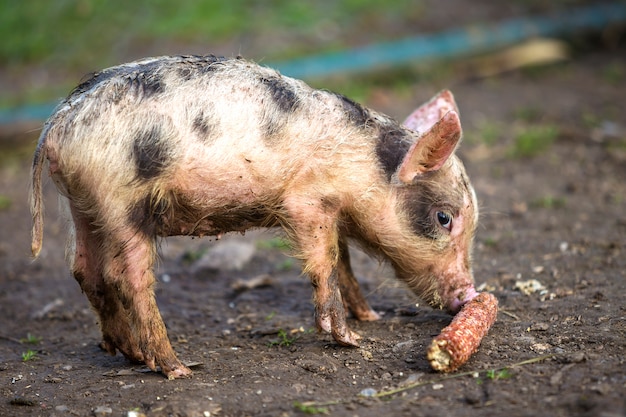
[30, 55, 478, 378]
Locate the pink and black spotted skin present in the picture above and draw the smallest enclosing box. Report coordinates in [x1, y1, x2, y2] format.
[31, 55, 479, 378]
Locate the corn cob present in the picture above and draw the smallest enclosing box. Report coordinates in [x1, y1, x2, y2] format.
[428, 292, 498, 372]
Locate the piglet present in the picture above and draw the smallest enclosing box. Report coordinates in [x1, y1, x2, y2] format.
[31, 55, 487, 378]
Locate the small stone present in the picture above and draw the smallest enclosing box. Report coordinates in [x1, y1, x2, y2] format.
[192, 240, 256, 272]
[514, 279, 546, 295]
[392, 340, 416, 353]
[465, 391, 482, 405]
[295, 354, 337, 376]
[93, 406, 113, 416]
[360, 349, 374, 361]
[550, 370, 563, 386]
[400, 373, 423, 386]
[566, 352, 586, 363]
[148, 400, 221, 417]
[292, 383, 306, 393]
[531, 342, 551, 353]
[531, 322, 550, 331]
[359, 388, 377, 397]
[590, 383, 611, 396]
[10, 397, 35, 406]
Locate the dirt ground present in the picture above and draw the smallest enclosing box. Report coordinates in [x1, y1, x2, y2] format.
[1, 37, 625, 417]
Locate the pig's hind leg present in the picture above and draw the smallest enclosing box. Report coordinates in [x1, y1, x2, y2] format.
[99, 224, 191, 379]
[71, 203, 190, 378]
[69, 207, 145, 364]
[337, 237, 380, 322]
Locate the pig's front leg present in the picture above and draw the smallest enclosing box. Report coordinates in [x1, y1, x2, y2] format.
[284, 196, 361, 347]
[313, 268, 361, 347]
[337, 236, 380, 322]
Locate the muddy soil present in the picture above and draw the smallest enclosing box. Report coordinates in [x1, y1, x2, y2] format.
[1, 46, 625, 417]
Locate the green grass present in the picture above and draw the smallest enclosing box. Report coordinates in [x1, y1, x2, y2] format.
[19, 334, 41, 361]
[1, 0, 422, 69]
[602, 62, 625, 85]
[514, 106, 543, 123]
[509, 124, 559, 158]
[293, 401, 329, 415]
[268, 329, 297, 347]
[276, 258, 296, 271]
[256, 237, 292, 251]
[180, 247, 208, 264]
[581, 111, 600, 129]
[476, 368, 513, 385]
[268, 327, 314, 347]
[483, 236, 498, 247]
[20, 333, 41, 345]
[0, 195, 11, 211]
[486, 368, 513, 380]
[1, 1, 425, 107]
[21, 349, 38, 362]
[530, 195, 566, 209]
[465, 120, 503, 146]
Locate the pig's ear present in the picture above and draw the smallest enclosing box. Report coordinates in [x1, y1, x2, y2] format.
[397, 110, 461, 183]
[402, 90, 458, 133]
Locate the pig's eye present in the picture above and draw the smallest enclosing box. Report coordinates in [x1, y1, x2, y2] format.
[436, 211, 452, 230]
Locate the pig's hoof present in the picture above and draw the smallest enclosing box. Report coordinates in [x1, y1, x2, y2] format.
[316, 315, 333, 334]
[354, 309, 381, 322]
[99, 340, 116, 356]
[333, 329, 362, 348]
[152, 352, 193, 379]
[99, 339, 144, 363]
[163, 364, 193, 380]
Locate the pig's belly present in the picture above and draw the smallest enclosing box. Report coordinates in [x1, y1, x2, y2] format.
[155, 198, 281, 238]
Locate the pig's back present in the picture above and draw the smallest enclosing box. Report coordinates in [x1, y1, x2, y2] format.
[44, 57, 430, 234]
[45, 56, 388, 199]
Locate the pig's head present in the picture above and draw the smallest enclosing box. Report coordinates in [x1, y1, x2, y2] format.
[388, 90, 478, 313]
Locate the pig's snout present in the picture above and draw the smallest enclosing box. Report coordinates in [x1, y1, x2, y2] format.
[446, 284, 479, 313]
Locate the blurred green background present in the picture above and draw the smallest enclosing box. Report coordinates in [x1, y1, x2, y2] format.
[0, 0, 619, 111]
[1, 0, 426, 107]
[1, 0, 430, 68]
